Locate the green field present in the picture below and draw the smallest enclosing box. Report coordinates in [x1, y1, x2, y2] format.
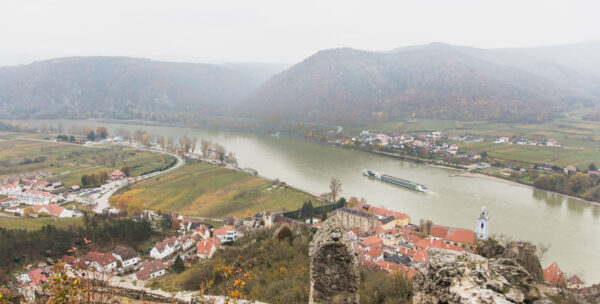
[0, 136, 176, 187]
[460, 143, 600, 169]
[344, 107, 600, 168]
[121, 162, 326, 218]
[0, 216, 83, 230]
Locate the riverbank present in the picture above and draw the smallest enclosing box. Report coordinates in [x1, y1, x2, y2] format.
[456, 171, 600, 206]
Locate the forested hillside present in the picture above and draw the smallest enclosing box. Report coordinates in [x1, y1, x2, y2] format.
[242, 44, 595, 124]
[0, 57, 275, 119]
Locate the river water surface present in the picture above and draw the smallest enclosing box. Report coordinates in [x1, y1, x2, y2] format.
[12, 119, 600, 282]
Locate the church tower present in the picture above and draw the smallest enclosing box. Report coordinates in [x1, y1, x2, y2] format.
[476, 206, 489, 240]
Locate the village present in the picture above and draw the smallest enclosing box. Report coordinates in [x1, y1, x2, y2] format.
[0, 129, 592, 301]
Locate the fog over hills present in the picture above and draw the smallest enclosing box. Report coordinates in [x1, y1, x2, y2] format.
[1, 42, 599, 124]
[0, 57, 287, 119]
[243, 42, 599, 124]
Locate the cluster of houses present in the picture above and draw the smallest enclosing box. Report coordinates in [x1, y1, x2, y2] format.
[329, 203, 479, 279]
[543, 261, 585, 289]
[1, 183, 65, 210]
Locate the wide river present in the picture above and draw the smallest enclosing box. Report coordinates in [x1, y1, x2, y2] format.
[11, 119, 600, 282]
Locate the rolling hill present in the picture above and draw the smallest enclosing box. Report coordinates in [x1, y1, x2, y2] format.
[242, 43, 598, 124]
[0, 57, 286, 119]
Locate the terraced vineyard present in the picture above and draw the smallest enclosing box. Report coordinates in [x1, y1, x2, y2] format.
[120, 162, 326, 218]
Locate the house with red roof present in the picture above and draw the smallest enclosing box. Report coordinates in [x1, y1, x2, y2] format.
[375, 260, 417, 279]
[564, 166, 577, 176]
[177, 235, 196, 251]
[543, 262, 566, 287]
[567, 275, 584, 289]
[110, 169, 127, 181]
[413, 249, 429, 263]
[84, 251, 117, 272]
[131, 260, 166, 280]
[33, 204, 73, 217]
[429, 225, 476, 247]
[213, 226, 238, 243]
[112, 246, 139, 268]
[196, 239, 219, 259]
[194, 224, 211, 239]
[150, 237, 179, 259]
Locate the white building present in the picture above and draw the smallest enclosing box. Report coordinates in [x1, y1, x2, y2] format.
[112, 246, 139, 268]
[476, 206, 489, 241]
[150, 237, 179, 259]
[131, 260, 166, 280]
[196, 239, 219, 259]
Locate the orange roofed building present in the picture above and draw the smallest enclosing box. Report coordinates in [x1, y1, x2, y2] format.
[543, 262, 566, 287]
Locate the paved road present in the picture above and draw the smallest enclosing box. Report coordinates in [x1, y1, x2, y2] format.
[13, 137, 184, 213]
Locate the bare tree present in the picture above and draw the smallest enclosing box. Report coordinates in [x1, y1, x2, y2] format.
[191, 137, 198, 153]
[537, 242, 551, 261]
[158, 136, 165, 150]
[329, 177, 342, 202]
[201, 139, 211, 157]
[215, 144, 226, 162]
[167, 136, 174, 151]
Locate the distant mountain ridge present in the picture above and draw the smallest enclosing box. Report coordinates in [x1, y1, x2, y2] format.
[0, 57, 287, 119]
[1, 42, 599, 124]
[242, 42, 600, 124]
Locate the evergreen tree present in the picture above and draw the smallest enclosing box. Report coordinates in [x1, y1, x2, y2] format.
[173, 255, 185, 273]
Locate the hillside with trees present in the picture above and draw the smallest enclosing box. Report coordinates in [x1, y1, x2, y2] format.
[0, 57, 282, 119]
[242, 44, 596, 124]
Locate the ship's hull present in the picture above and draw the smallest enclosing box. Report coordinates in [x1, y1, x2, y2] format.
[362, 170, 429, 193]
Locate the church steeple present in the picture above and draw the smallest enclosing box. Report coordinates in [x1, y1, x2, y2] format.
[476, 206, 489, 240]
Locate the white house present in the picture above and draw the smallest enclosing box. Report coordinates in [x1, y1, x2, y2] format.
[177, 235, 195, 251]
[196, 239, 219, 259]
[84, 251, 117, 272]
[0, 185, 22, 195]
[131, 260, 166, 280]
[213, 226, 238, 243]
[193, 225, 211, 239]
[150, 237, 179, 259]
[33, 204, 73, 217]
[112, 246, 139, 268]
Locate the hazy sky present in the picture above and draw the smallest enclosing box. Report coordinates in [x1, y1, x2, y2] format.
[1, 0, 599, 66]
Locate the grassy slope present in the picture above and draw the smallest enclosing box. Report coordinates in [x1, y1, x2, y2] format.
[0, 216, 82, 230]
[121, 162, 325, 218]
[0, 138, 176, 186]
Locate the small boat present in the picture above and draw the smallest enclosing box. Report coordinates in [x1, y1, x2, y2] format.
[362, 169, 430, 192]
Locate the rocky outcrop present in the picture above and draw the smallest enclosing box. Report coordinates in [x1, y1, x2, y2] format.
[309, 217, 360, 304]
[501, 242, 544, 282]
[413, 249, 553, 304]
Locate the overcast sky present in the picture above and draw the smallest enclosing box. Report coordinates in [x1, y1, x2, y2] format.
[1, 0, 599, 67]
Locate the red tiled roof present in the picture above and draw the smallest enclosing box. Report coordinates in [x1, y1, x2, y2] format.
[213, 226, 235, 236]
[362, 235, 384, 247]
[543, 262, 566, 286]
[134, 260, 165, 280]
[196, 239, 218, 255]
[430, 225, 476, 244]
[414, 237, 465, 252]
[110, 170, 126, 177]
[33, 204, 64, 217]
[27, 268, 48, 286]
[154, 237, 177, 253]
[413, 249, 429, 263]
[84, 251, 117, 268]
[567, 275, 584, 285]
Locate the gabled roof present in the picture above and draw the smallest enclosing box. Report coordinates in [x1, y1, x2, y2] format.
[196, 239, 218, 255]
[134, 260, 165, 280]
[27, 268, 48, 286]
[567, 275, 584, 285]
[112, 246, 137, 261]
[154, 237, 178, 253]
[110, 169, 126, 177]
[33, 204, 65, 217]
[543, 262, 566, 286]
[84, 251, 117, 268]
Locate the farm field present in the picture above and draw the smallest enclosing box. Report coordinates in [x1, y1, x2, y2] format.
[0, 136, 176, 187]
[0, 216, 82, 230]
[120, 162, 326, 218]
[459, 142, 600, 169]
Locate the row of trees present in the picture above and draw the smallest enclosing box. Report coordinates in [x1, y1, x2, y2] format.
[81, 171, 109, 187]
[109, 193, 144, 216]
[533, 171, 600, 202]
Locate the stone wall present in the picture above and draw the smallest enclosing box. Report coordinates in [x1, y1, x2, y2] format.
[309, 217, 360, 304]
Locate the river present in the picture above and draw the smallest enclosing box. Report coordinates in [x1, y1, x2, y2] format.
[10, 119, 600, 283]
